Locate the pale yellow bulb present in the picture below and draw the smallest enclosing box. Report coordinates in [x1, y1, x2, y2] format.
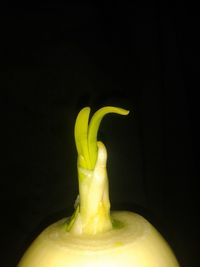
[18, 211, 180, 267]
[18, 107, 180, 267]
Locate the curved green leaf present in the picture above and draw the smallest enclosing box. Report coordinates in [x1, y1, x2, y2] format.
[74, 107, 91, 169]
[88, 106, 129, 168]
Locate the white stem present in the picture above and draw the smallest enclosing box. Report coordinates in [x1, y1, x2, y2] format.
[69, 141, 112, 235]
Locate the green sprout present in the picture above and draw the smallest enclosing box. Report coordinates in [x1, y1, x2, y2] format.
[67, 106, 129, 234]
[75, 106, 129, 170]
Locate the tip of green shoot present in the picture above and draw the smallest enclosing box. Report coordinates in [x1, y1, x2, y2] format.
[74, 106, 130, 169]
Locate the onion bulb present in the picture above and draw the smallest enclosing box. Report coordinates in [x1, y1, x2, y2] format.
[17, 106, 180, 267]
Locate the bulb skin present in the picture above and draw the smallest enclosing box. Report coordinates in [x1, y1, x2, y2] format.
[17, 211, 180, 267]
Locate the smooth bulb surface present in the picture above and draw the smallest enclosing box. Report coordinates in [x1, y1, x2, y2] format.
[18, 211, 180, 267]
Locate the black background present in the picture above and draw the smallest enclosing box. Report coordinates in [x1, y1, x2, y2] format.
[0, 2, 199, 267]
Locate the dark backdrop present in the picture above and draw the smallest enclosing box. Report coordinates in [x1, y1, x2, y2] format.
[0, 2, 199, 267]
